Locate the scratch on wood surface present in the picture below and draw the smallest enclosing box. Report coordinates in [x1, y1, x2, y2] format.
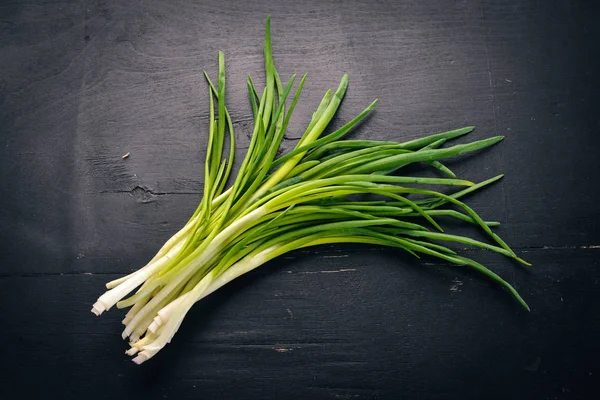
[319, 268, 356, 273]
[450, 278, 463, 292]
[274, 346, 292, 353]
[540, 245, 600, 250]
[296, 268, 357, 274]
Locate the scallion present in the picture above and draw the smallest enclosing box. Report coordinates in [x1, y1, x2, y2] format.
[92, 16, 530, 364]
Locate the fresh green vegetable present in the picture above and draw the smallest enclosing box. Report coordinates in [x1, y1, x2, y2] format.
[92, 16, 529, 364]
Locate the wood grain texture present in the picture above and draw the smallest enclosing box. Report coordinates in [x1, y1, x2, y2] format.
[1, 0, 599, 399]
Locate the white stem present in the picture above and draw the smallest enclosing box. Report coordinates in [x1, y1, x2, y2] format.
[133, 245, 279, 364]
[129, 331, 141, 344]
[122, 292, 151, 325]
[101, 188, 231, 313]
[126, 347, 139, 356]
[105, 214, 199, 289]
[122, 206, 268, 336]
[92, 238, 185, 315]
[148, 317, 162, 334]
[135, 270, 218, 364]
[157, 293, 190, 323]
[202, 246, 277, 299]
[150, 245, 278, 335]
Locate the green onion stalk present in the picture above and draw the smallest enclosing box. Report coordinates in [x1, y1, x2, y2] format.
[92, 16, 530, 364]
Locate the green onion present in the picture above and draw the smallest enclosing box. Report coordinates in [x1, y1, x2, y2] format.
[92, 16, 530, 364]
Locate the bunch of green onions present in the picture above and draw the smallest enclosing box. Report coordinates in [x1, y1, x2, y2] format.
[92, 17, 529, 364]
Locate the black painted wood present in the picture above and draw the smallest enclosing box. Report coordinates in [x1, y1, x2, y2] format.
[1, 1, 598, 399]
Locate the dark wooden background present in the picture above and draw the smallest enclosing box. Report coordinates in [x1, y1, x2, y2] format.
[1, 0, 599, 399]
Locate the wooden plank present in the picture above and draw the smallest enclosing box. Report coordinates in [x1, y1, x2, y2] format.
[481, 0, 600, 247]
[1, 248, 598, 399]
